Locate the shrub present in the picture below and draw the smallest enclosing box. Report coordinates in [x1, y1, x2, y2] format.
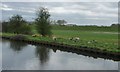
[10, 34, 27, 40]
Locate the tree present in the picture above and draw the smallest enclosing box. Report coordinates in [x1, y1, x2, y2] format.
[2, 21, 9, 32]
[111, 23, 120, 27]
[8, 14, 31, 34]
[57, 20, 67, 25]
[51, 20, 57, 25]
[35, 7, 52, 36]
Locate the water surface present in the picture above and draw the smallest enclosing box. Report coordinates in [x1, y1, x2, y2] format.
[1, 39, 119, 70]
[0, 38, 2, 71]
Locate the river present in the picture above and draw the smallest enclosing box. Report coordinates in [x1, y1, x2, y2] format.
[1, 39, 119, 70]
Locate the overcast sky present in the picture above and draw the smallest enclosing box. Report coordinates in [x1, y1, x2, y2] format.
[0, 2, 118, 26]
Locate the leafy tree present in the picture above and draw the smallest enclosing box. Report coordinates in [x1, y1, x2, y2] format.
[20, 24, 32, 34]
[35, 7, 52, 36]
[51, 20, 57, 25]
[57, 20, 67, 25]
[111, 23, 120, 27]
[8, 14, 31, 34]
[2, 21, 9, 32]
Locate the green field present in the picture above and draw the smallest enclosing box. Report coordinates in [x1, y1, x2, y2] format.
[52, 26, 119, 51]
[32, 25, 119, 43]
[1, 25, 120, 53]
[52, 30, 118, 43]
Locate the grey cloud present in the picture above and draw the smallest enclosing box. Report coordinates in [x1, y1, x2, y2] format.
[1, 2, 118, 26]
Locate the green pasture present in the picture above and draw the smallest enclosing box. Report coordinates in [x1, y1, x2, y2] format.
[1, 25, 119, 53]
[52, 30, 118, 43]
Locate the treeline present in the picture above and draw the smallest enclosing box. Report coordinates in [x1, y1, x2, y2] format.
[2, 15, 32, 34]
[2, 19, 119, 34]
[51, 24, 119, 32]
[2, 7, 52, 36]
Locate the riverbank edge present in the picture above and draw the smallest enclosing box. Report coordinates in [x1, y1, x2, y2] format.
[1, 36, 120, 61]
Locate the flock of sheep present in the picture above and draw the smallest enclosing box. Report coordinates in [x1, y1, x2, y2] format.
[52, 36, 98, 43]
[52, 36, 98, 44]
[52, 36, 80, 42]
[32, 34, 97, 43]
[32, 34, 80, 41]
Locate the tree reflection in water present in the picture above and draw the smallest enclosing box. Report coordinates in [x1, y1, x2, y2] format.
[10, 41, 27, 52]
[35, 46, 50, 65]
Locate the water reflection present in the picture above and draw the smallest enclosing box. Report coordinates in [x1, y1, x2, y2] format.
[35, 46, 50, 65]
[118, 62, 120, 72]
[52, 48, 57, 53]
[10, 41, 27, 52]
[2, 39, 119, 70]
[0, 38, 2, 71]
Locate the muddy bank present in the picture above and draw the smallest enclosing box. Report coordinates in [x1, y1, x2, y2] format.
[1, 36, 120, 61]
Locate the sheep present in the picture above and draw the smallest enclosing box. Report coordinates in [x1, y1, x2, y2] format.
[32, 35, 35, 37]
[69, 37, 73, 40]
[88, 41, 91, 44]
[92, 40, 97, 42]
[52, 36, 57, 40]
[92, 40, 97, 43]
[87, 40, 97, 44]
[74, 37, 80, 40]
[74, 37, 80, 42]
[32, 34, 41, 37]
[69, 37, 80, 42]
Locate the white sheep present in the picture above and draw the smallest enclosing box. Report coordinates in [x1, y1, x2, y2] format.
[52, 36, 57, 40]
[69, 37, 80, 42]
[88, 40, 97, 44]
[74, 37, 80, 42]
[69, 37, 73, 40]
[32, 34, 41, 37]
[74, 37, 80, 40]
[88, 41, 91, 44]
[92, 40, 97, 43]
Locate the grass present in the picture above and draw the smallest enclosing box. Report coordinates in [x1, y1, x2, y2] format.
[52, 30, 119, 52]
[1, 25, 120, 53]
[52, 30, 118, 43]
[1, 32, 119, 53]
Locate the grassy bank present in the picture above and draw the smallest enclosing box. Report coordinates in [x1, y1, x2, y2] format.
[1, 32, 119, 53]
[1, 24, 119, 53]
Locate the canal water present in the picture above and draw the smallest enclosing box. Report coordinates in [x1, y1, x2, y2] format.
[1, 39, 119, 70]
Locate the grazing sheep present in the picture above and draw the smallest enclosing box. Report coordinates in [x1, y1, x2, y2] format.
[74, 37, 80, 40]
[69, 37, 80, 42]
[88, 41, 91, 44]
[74, 37, 80, 42]
[69, 37, 73, 40]
[52, 36, 57, 40]
[32, 34, 41, 37]
[88, 40, 97, 44]
[32, 35, 35, 37]
[92, 40, 97, 43]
